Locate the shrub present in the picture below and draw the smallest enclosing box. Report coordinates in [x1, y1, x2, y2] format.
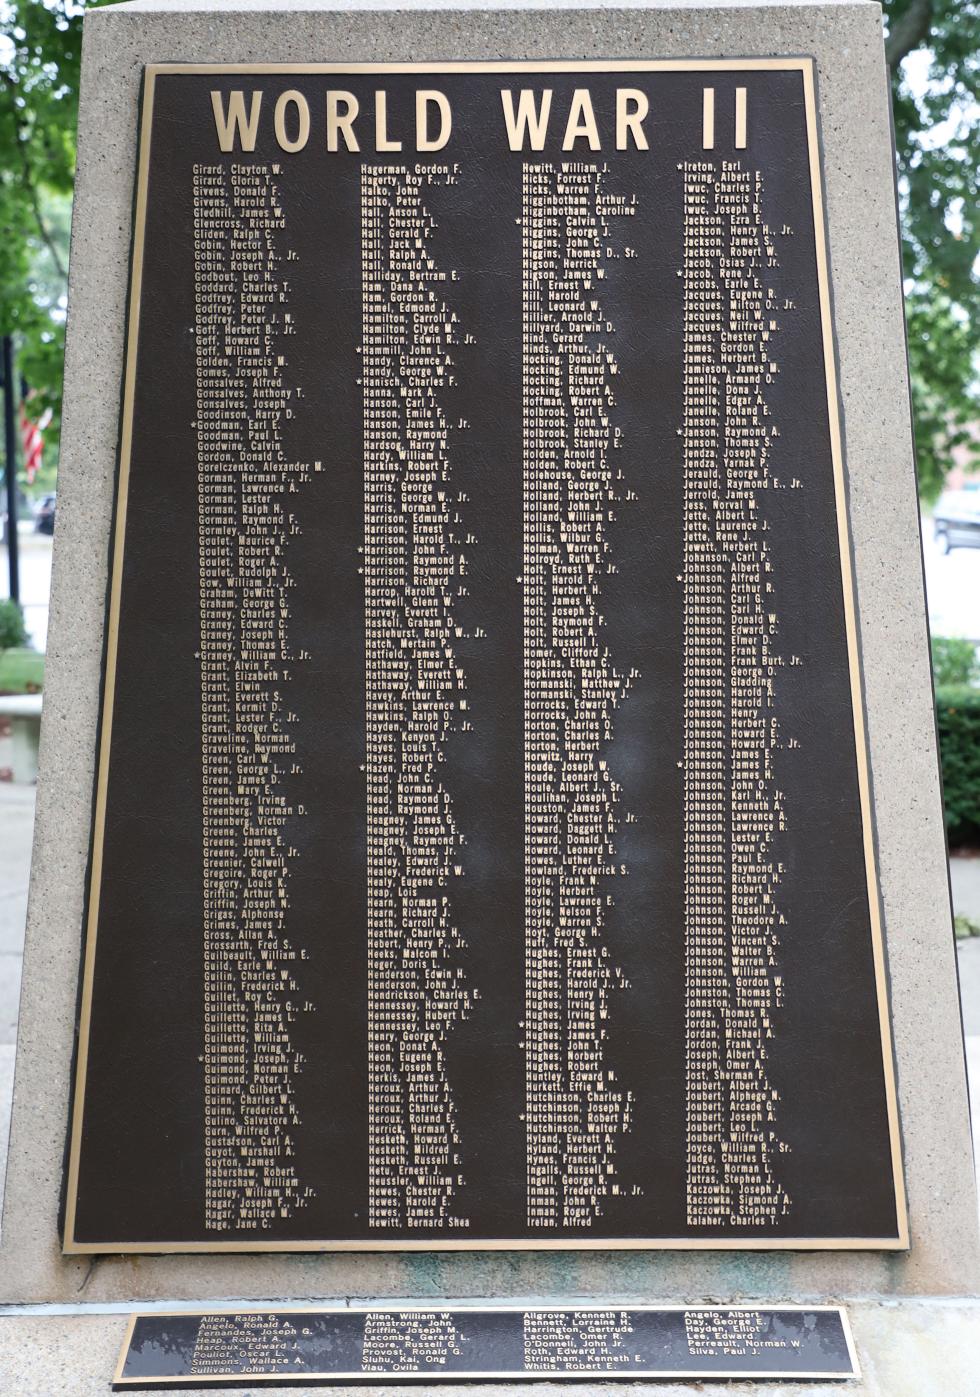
[0, 598, 28, 657]
[932, 635, 980, 688]
[0, 647, 43, 693]
[936, 684, 980, 846]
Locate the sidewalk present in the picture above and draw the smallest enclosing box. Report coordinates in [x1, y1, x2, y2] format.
[0, 529, 53, 651]
[0, 784, 34, 1207]
[950, 856, 980, 1181]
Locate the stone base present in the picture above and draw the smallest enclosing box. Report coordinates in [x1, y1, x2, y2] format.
[1, 1299, 978, 1395]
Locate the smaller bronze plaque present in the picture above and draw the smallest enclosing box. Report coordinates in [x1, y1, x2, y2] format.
[114, 1305, 858, 1386]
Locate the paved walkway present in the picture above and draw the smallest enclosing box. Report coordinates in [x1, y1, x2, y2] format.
[0, 784, 34, 1209]
[950, 855, 980, 1177]
[0, 530, 52, 651]
[951, 853, 980, 926]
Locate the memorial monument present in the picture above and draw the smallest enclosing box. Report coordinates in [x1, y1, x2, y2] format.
[0, 0, 977, 1391]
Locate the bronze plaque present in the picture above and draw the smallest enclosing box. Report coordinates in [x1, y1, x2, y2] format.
[64, 61, 906, 1252]
[113, 1305, 858, 1385]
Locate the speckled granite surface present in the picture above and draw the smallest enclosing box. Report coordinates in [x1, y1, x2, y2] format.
[0, 18, 975, 1397]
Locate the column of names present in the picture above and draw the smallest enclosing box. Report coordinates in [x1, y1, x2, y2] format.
[361, 165, 474, 1231]
[681, 159, 791, 1229]
[193, 161, 314, 1232]
[521, 162, 637, 1229]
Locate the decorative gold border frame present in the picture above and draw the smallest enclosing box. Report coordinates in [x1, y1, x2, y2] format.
[112, 1303, 860, 1385]
[64, 57, 908, 1254]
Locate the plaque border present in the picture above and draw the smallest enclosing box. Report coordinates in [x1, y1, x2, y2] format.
[111, 1303, 861, 1385]
[64, 57, 909, 1255]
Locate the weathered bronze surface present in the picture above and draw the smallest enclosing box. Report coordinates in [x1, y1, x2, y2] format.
[65, 62, 905, 1252]
[114, 1305, 858, 1385]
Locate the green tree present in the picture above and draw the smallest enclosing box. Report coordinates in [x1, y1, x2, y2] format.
[0, 0, 117, 491]
[885, 0, 980, 500]
[0, 1, 79, 469]
[932, 634, 980, 686]
[0, 596, 27, 657]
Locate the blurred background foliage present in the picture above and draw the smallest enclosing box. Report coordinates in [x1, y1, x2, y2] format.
[887, 0, 980, 501]
[0, 0, 112, 494]
[932, 634, 980, 687]
[0, 0, 976, 500]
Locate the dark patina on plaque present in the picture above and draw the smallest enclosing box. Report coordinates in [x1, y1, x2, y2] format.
[114, 1306, 859, 1387]
[65, 60, 906, 1252]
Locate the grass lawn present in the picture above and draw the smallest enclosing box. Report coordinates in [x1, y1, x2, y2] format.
[0, 647, 44, 693]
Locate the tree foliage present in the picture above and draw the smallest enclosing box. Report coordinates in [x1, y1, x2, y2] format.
[0, 1, 81, 468]
[0, 0, 115, 486]
[935, 685, 980, 845]
[885, 0, 980, 499]
[0, 596, 27, 655]
[932, 633, 980, 686]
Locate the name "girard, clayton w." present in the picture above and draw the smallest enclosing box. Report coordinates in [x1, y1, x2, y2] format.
[210, 85, 748, 154]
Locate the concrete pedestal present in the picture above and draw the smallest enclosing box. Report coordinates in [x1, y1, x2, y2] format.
[1, 0, 977, 1388]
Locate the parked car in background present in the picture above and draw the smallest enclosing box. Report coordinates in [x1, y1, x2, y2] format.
[933, 481, 980, 553]
[33, 492, 55, 536]
[1, 486, 30, 544]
